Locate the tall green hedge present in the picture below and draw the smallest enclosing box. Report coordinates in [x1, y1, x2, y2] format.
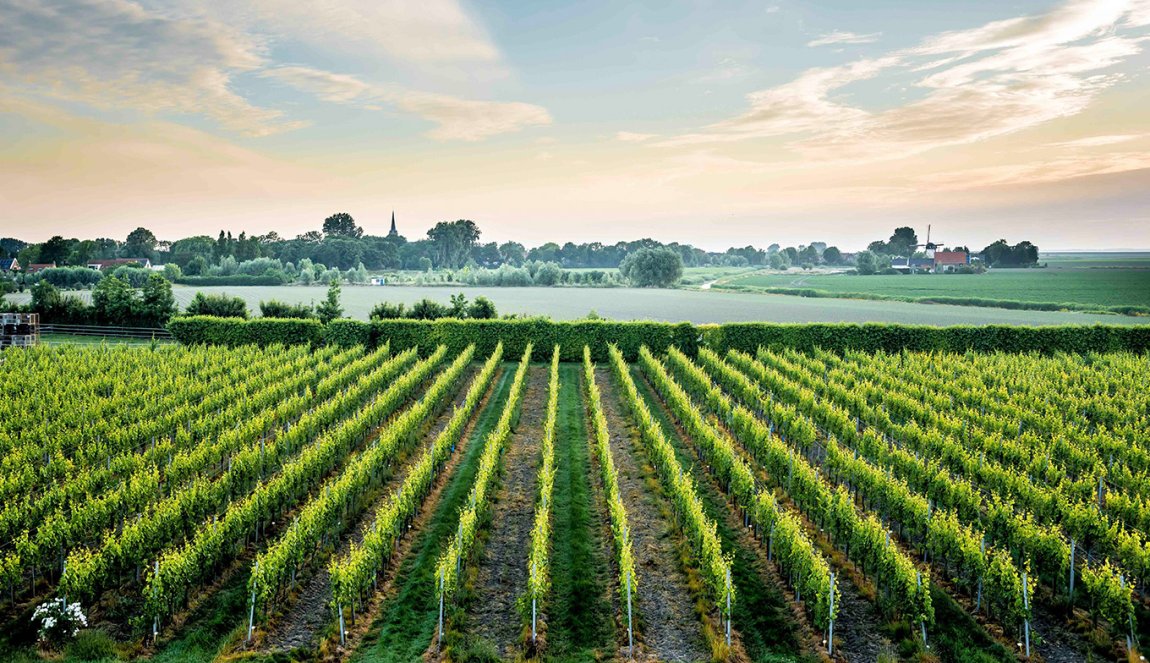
[168, 316, 323, 346]
[167, 316, 1150, 356]
[700, 322, 1150, 354]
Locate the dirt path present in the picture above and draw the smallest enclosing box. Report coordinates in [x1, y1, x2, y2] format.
[650, 359, 893, 662]
[595, 367, 708, 663]
[466, 365, 548, 658]
[344, 368, 512, 663]
[259, 366, 478, 655]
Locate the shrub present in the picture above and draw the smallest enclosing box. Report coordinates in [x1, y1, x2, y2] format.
[175, 275, 286, 286]
[260, 299, 315, 319]
[32, 598, 87, 648]
[184, 292, 248, 318]
[66, 630, 118, 661]
[316, 281, 343, 323]
[467, 296, 498, 319]
[370, 301, 407, 319]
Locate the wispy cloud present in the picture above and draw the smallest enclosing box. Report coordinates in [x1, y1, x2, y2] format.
[179, 0, 502, 68]
[659, 0, 1149, 167]
[1049, 134, 1148, 148]
[916, 151, 1150, 190]
[0, 0, 544, 140]
[264, 66, 551, 141]
[616, 132, 658, 143]
[807, 31, 881, 47]
[0, 0, 302, 136]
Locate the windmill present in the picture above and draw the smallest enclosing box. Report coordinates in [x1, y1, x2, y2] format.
[913, 224, 943, 259]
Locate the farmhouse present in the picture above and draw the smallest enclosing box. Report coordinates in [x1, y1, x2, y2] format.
[891, 248, 972, 273]
[0, 258, 20, 272]
[933, 250, 970, 272]
[26, 262, 56, 273]
[87, 258, 152, 270]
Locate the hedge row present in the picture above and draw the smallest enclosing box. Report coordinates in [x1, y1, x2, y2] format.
[166, 316, 1150, 357]
[721, 285, 1150, 316]
[174, 275, 287, 286]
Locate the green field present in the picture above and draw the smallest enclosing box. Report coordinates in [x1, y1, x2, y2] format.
[721, 257, 1150, 313]
[9, 283, 1150, 326]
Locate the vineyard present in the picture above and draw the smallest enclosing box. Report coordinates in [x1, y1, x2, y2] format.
[0, 342, 1147, 663]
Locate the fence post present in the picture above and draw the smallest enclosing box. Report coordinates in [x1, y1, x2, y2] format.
[438, 572, 445, 648]
[725, 567, 732, 648]
[1022, 571, 1030, 658]
[153, 559, 161, 641]
[338, 602, 346, 646]
[1068, 538, 1076, 600]
[246, 561, 258, 644]
[626, 568, 634, 658]
[828, 571, 836, 656]
[917, 571, 927, 648]
[977, 535, 985, 613]
[531, 561, 537, 645]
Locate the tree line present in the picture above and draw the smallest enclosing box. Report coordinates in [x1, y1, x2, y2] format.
[1, 214, 848, 277]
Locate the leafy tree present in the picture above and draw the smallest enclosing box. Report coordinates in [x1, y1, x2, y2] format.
[798, 245, 820, 265]
[822, 247, 843, 265]
[68, 240, 99, 266]
[981, 239, 1039, 267]
[370, 301, 407, 319]
[184, 255, 208, 276]
[855, 250, 879, 275]
[887, 227, 918, 257]
[184, 292, 248, 318]
[427, 220, 480, 269]
[448, 292, 468, 317]
[92, 275, 138, 325]
[124, 227, 158, 260]
[417, 256, 433, 272]
[783, 246, 800, 264]
[39, 236, 73, 265]
[533, 261, 562, 286]
[619, 247, 683, 287]
[768, 252, 790, 270]
[139, 273, 177, 326]
[0, 237, 28, 260]
[316, 280, 343, 323]
[498, 241, 526, 266]
[31, 280, 63, 313]
[111, 264, 150, 287]
[322, 212, 363, 238]
[409, 298, 448, 319]
[867, 240, 890, 255]
[467, 296, 497, 319]
[471, 242, 501, 268]
[260, 300, 315, 319]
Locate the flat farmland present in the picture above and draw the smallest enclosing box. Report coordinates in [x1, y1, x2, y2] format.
[721, 259, 1150, 310]
[11, 284, 1150, 326]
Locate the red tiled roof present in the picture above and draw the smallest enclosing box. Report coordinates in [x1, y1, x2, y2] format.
[934, 251, 968, 265]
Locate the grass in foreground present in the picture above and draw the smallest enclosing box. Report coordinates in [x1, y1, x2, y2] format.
[350, 368, 515, 663]
[541, 365, 616, 661]
[629, 366, 806, 663]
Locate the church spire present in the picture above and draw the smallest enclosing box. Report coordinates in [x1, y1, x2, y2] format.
[388, 211, 398, 238]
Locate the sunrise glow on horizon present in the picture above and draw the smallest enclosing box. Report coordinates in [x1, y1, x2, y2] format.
[2, 0, 1149, 250]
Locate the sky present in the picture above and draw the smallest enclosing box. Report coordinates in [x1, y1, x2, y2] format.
[1, 0, 1149, 251]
